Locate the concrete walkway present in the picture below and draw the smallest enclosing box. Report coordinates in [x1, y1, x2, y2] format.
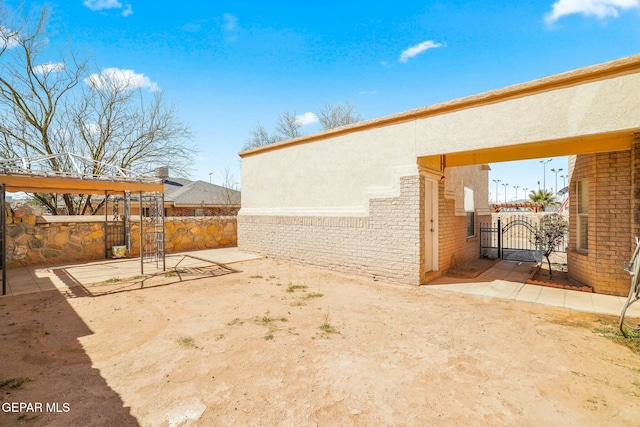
[1, 247, 264, 297]
[424, 259, 640, 318]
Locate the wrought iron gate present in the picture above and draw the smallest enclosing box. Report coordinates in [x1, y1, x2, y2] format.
[105, 193, 126, 258]
[481, 215, 564, 262]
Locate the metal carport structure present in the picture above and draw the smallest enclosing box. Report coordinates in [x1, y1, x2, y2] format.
[0, 153, 166, 295]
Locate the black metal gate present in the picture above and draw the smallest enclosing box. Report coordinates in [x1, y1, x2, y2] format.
[481, 216, 546, 262]
[104, 193, 127, 258]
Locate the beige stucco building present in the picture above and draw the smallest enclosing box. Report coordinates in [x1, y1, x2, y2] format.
[239, 54, 640, 295]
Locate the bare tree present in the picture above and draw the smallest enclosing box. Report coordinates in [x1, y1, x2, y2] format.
[275, 110, 302, 139]
[317, 101, 363, 130]
[530, 213, 568, 279]
[243, 123, 279, 150]
[0, 5, 195, 214]
[244, 102, 363, 150]
[216, 166, 240, 216]
[68, 77, 194, 214]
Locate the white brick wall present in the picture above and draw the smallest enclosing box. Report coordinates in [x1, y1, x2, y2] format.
[238, 175, 421, 284]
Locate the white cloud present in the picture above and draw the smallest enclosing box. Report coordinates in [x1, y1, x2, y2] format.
[223, 13, 238, 31]
[358, 90, 378, 95]
[399, 40, 443, 63]
[83, 0, 133, 17]
[121, 4, 133, 17]
[545, 0, 640, 23]
[296, 112, 318, 126]
[33, 62, 65, 74]
[85, 67, 159, 92]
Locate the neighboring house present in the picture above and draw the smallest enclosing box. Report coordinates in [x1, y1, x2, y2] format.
[74, 170, 241, 217]
[163, 177, 241, 216]
[239, 54, 640, 296]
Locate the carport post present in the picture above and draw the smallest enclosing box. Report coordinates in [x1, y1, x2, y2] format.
[139, 191, 144, 275]
[1, 184, 5, 296]
[104, 191, 108, 259]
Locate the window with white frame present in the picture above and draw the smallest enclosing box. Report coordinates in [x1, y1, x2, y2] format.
[464, 187, 475, 238]
[576, 179, 588, 252]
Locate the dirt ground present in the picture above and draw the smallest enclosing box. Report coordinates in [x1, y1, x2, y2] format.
[1, 257, 640, 426]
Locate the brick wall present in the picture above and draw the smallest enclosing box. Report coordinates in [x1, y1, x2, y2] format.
[568, 150, 632, 296]
[238, 175, 422, 284]
[437, 179, 486, 273]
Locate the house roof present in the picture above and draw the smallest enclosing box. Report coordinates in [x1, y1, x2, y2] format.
[164, 178, 240, 207]
[239, 53, 640, 159]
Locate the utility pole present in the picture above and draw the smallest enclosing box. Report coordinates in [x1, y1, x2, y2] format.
[492, 179, 501, 204]
[502, 183, 509, 204]
[540, 159, 552, 191]
[513, 185, 520, 203]
[523, 188, 529, 202]
[550, 168, 563, 197]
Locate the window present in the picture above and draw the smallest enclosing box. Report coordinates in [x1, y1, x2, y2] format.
[576, 180, 588, 252]
[466, 212, 475, 238]
[464, 187, 475, 238]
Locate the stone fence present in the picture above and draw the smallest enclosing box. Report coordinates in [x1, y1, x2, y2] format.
[6, 205, 237, 268]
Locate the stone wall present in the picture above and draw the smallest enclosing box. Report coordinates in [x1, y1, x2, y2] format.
[238, 175, 422, 284]
[6, 205, 237, 268]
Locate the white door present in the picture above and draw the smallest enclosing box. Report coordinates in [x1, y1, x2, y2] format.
[424, 178, 438, 273]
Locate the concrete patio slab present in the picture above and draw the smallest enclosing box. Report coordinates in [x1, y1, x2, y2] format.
[2, 247, 264, 297]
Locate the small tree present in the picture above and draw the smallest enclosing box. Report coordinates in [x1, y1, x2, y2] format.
[531, 213, 568, 278]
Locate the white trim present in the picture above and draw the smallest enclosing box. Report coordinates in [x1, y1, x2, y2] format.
[239, 206, 368, 217]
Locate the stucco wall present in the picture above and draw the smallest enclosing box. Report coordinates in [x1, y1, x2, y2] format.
[415, 72, 640, 156]
[241, 121, 418, 216]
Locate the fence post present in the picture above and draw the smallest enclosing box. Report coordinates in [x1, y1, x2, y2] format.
[497, 217, 502, 259]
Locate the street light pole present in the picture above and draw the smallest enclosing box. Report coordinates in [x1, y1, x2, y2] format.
[502, 183, 509, 204]
[492, 179, 501, 204]
[550, 168, 563, 197]
[513, 185, 520, 202]
[523, 188, 529, 202]
[540, 158, 552, 191]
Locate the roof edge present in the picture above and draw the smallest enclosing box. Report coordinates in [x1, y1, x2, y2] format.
[238, 53, 640, 158]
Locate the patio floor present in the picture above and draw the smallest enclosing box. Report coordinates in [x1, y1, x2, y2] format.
[0, 247, 264, 297]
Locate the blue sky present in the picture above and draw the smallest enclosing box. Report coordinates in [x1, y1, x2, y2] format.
[7, 0, 640, 201]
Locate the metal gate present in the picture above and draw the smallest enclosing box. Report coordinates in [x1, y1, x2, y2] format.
[104, 193, 127, 258]
[481, 216, 550, 262]
[501, 217, 541, 261]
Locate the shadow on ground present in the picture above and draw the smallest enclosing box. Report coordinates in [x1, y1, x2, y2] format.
[0, 290, 139, 426]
